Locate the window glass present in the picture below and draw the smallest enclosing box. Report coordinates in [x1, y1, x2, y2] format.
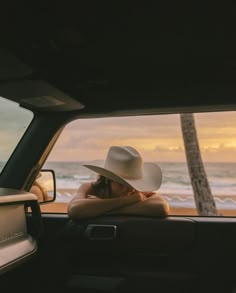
[43, 111, 236, 217]
[0, 96, 33, 173]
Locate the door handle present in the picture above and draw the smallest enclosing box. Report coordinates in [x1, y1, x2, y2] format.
[85, 224, 117, 240]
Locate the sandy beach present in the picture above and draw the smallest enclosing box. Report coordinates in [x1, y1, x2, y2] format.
[39, 190, 236, 217]
[40, 202, 236, 216]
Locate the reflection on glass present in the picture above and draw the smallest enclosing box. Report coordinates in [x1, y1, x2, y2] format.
[30, 171, 54, 202]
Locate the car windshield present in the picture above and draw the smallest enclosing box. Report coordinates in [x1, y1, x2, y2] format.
[0, 96, 33, 173]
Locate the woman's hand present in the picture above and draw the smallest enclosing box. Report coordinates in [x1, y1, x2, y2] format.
[127, 190, 147, 201]
[142, 191, 156, 198]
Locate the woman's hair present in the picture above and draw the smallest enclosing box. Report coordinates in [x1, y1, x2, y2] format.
[91, 175, 112, 199]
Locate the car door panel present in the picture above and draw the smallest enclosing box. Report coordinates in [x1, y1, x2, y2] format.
[18, 214, 236, 293]
[1, 210, 236, 293]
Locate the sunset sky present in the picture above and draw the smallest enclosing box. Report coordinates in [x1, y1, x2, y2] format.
[1, 97, 236, 163]
[47, 112, 236, 162]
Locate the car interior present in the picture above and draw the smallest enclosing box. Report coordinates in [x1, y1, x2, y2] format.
[1, 2, 236, 293]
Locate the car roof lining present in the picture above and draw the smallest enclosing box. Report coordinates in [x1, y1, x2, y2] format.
[1, 81, 236, 119]
[0, 3, 236, 116]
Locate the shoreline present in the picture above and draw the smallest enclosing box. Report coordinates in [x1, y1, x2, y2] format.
[40, 188, 236, 217]
[40, 202, 236, 216]
[40, 189, 236, 216]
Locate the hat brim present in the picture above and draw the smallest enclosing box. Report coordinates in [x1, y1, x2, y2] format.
[83, 162, 162, 192]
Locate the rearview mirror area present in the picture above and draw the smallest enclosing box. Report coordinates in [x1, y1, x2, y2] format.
[30, 169, 56, 203]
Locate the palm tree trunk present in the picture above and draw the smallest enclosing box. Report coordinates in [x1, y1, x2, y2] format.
[180, 113, 218, 216]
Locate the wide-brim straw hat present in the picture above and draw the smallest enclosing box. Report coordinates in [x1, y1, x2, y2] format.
[84, 146, 162, 192]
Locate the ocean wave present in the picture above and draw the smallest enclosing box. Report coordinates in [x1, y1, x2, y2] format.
[54, 192, 236, 210]
[41, 161, 236, 203]
[73, 175, 91, 180]
[162, 195, 236, 209]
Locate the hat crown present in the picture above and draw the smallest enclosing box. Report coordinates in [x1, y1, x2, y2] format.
[104, 146, 143, 179]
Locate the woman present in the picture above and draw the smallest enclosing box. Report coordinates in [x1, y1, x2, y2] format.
[68, 146, 169, 220]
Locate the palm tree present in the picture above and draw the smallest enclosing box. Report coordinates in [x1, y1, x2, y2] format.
[180, 113, 218, 216]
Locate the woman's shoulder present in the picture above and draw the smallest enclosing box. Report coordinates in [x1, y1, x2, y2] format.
[78, 182, 93, 191]
[79, 182, 93, 188]
[75, 182, 94, 199]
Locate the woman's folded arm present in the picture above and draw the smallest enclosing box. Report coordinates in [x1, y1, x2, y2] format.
[108, 194, 169, 217]
[68, 193, 143, 220]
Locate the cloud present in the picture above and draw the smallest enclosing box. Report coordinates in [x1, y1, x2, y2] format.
[49, 112, 236, 162]
[57, 114, 182, 148]
[195, 111, 236, 128]
[202, 143, 236, 153]
[154, 145, 184, 152]
[1, 94, 236, 163]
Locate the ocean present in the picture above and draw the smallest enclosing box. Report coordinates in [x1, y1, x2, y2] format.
[42, 161, 236, 194]
[1, 161, 236, 209]
[42, 161, 236, 210]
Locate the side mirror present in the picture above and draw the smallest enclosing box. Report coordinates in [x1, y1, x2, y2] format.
[30, 169, 56, 203]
